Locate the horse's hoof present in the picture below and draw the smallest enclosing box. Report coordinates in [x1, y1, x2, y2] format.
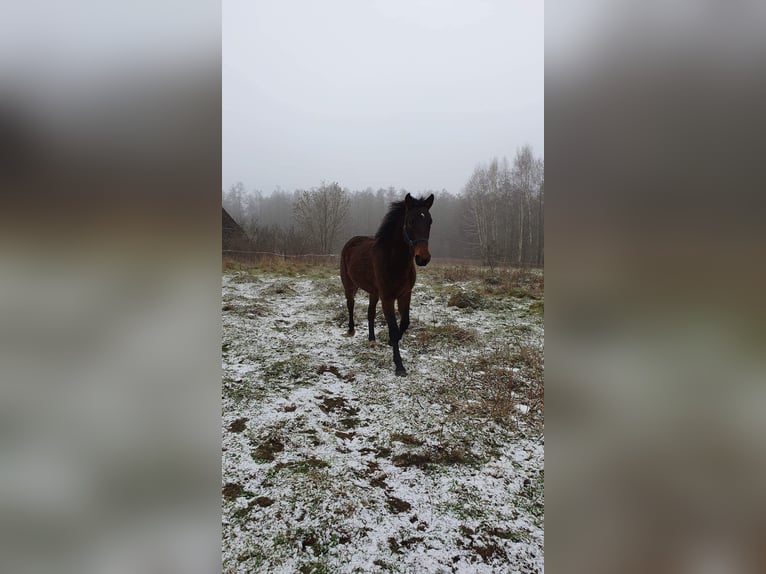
[368, 340, 377, 348]
[344, 330, 355, 337]
[395, 368, 407, 377]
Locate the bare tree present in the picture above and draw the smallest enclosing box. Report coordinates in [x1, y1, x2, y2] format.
[464, 160, 502, 268]
[223, 181, 246, 223]
[511, 145, 543, 265]
[224, 147, 542, 263]
[537, 175, 544, 265]
[293, 182, 351, 254]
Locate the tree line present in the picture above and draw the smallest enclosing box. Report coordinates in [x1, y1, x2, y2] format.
[223, 145, 543, 267]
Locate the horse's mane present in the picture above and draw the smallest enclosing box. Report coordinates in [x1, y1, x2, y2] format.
[375, 200, 406, 240]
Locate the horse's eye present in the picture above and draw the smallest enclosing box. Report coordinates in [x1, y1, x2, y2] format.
[420, 213, 425, 218]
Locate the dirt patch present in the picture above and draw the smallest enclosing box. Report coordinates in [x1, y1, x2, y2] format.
[392, 452, 432, 467]
[339, 417, 360, 429]
[386, 495, 412, 514]
[319, 396, 347, 413]
[366, 462, 388, 489]
[392, 447, 476, 468]
[228, 417, 248, 433]
[400, 536, 424, 548]
[252, 437, 284, 462]
[390, 432, 424, 446]
[370, 475, 388, 489]
[375, 446, 392, 458]
[335, 430, 355, 440]
[255, 496, 274, 507]
[222, 482, 243, 501]
[486, 526, 527, 542]
[317, 364, 342, 378]
[473, 542, 505, 563]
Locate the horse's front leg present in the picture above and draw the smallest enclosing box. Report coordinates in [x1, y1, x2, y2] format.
[381, 298, 406, 376]
[396, 291, 412, 338]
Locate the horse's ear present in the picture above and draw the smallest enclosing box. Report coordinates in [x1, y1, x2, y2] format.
[425, 194, 434, 208]
[404, 193, 413, 206]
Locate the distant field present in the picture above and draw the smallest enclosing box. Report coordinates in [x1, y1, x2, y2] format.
[221, 260, 544, 573]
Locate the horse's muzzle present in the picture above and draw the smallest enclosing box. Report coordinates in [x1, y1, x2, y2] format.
[413, 241, 430, 266]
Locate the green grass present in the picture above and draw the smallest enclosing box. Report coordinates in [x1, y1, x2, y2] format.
[263, 355, 311, 381]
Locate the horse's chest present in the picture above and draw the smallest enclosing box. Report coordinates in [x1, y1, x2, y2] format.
[374, 258, 415, 298]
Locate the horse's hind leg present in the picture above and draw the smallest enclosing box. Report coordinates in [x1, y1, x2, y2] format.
[381, 298, 406, 376]
[344, 288, 357, 336]
[367, 292, 379, 342]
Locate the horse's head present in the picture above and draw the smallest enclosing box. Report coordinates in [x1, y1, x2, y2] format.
[404, 193, 434, 266]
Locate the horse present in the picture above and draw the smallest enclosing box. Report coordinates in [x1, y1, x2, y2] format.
[340, 193, 434, 376]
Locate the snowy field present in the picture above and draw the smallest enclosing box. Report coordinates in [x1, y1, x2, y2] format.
[222, 262, 544, 573]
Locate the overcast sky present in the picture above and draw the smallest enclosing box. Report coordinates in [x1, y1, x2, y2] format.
[223, 0, 543, 195]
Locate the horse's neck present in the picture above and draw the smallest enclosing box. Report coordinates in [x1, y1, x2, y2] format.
[377, 230, 409, 252]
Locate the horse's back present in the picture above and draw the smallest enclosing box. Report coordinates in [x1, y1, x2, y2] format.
[342, 235, 374, 254]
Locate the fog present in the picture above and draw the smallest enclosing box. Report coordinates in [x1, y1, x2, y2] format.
[223, 0, 544, 195]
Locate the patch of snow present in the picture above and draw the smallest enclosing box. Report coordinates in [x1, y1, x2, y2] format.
[222, 271, 544, 573]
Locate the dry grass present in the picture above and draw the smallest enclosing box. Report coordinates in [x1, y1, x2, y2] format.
[479, 268, 544, 298]
[440, 342, 544, 429]
[223, 254, 338, 277]
[425, 261, 544, 305]
[415, 323, 478, 346]
[446, 289, 484, 309]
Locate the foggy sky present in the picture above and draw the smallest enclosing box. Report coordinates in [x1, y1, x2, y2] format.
[223, 0, 543, 195]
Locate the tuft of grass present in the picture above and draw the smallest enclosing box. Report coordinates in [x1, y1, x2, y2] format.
[223, 376, 267, 403]
[263, 355, 311, 381]
[517, 470, 544, 522]
[447, 290, 483, 309]
[273, 457, 330, 473]
[262, 280, 298, 296]
[415, 323, 477, 346]
[509, 288, 541, 300]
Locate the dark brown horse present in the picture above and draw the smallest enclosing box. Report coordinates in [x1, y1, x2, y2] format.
[340, 193, 434, 376]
